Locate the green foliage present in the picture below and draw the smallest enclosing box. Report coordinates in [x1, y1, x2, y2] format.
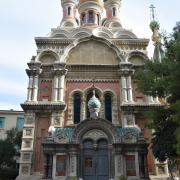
[136, 22, 180, 161]
[0, 128, 22, 180]
[0, 140, 16, 169]
[0, 168, 18, 180]
[118, 175, 126, 180]
[6, 128, 23, 151]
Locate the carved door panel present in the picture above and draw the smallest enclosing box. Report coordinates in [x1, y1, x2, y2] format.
[83, 139, 109, 180]
[96, 140, 109, 180]
[83, 140, 96, 180]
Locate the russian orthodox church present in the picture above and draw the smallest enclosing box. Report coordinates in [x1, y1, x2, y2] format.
[17, 0, 166, 179]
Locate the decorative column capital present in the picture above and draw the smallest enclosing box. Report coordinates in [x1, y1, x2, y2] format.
[118, 62, 134, 76]
[52, 69, 68, 76]
[26, 69, 42, 77]
[53, 62, 68, 76]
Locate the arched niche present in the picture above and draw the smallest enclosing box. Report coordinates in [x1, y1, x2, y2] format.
[129, 56, 144, 66]
[37, 51, 59, 65]
[67, 40, 118, 65]
[128, 52, 148, 66]
[62, 36, 125, 65]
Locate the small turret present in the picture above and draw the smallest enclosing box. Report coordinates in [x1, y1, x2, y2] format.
[60, 0, 78, 28]
[104, 0, 122, 28]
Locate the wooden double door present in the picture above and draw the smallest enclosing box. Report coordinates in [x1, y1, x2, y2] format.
[82, 139, 109, 180]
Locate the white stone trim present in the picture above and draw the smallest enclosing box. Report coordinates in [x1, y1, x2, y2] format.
[53, 153, 67, 180]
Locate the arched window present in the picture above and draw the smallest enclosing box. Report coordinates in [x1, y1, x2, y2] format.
[73, 93, 81, 124]
[112, 7, 116, 16]
[105, 94, 112, 122]
[68, 7, 71, 16]
[86, 91, 99, 118]
[88, 11, 94, 23]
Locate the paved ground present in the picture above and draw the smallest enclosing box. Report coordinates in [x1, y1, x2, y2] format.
[150, 175, 180, 180]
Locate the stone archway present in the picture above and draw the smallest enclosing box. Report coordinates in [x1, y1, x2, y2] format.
[72, 118, 120, 179]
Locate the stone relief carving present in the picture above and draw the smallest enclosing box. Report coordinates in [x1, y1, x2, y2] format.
[21, 166, 29, 175]
[55, 134, 67, 143]
[23, 140, 31, 148]
[23, 153, 31, 161]
[83, 129, 107, 142]
[25, 129, 32, 136]
[25, 113, 35, 124]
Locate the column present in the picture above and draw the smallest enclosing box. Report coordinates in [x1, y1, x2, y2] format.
[69, 152, 77, 177]
[81, 97, 86, 120]
[109, 144, 114, 179]
[53, 75, 59, 102]
[115, 154, 124, 177]
[85, 12, 88, 24]
[27, 76, 33, 101]
[121, 76, 128, 102]
[100, 96, 105, 119]
[127, 76, 133, 102]
[32, 74, 39, 102]
[58, 74, 65, 102]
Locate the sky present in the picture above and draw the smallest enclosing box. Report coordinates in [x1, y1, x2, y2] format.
[0, 0, 179, 110]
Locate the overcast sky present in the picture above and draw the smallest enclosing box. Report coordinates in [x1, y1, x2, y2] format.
[0, 0, 179, 110]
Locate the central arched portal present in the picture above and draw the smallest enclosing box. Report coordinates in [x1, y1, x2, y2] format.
[82, 139, 109, 180]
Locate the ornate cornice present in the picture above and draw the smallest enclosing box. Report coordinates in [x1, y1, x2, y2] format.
[112, 39, 149, 46]
[21, 102, 66, 112]
[66, 79, 120, 83]
[35, 37, 149, 47]
[26, 69, 42, 77]
[120, 103, 163, 112]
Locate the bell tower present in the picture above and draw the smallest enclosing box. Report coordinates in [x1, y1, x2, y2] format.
[78, 0, 104, 27]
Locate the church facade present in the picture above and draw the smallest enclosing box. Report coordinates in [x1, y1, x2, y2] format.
[17, 0, 163, 179]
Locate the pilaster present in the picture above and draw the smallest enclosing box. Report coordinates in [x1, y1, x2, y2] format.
[52, 63, 68, 103]
[18, 112, 36, 177]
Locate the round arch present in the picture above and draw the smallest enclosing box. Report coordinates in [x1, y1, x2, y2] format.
[36, 50, 59, 64]
[60, 35, 125, 63]
[128, 51, 148, 66]
[72, 118, 121, 144]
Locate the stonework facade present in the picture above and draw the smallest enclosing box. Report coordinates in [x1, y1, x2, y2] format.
[17, 0, 169, 179]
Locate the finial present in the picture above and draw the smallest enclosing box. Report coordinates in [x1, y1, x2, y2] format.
[149, 4, 164, 62]
[149, 4, 156, 21]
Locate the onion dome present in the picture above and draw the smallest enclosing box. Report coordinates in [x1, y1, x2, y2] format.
[88, 91, 101, 109]
[79, 0, 103, 6]
[88, 90, 101, 118]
